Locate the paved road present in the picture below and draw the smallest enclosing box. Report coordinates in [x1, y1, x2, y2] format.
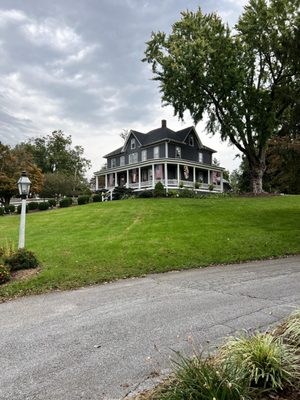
[1, 256, 300, 400]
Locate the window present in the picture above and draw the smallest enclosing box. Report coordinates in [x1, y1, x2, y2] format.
[154, 146, 159, 159]
[129, 152, 138, 164]
[120, 156, 125, 166]
[141, 150, 147, 162]
[175, 146, 181, 158]
[199, 152, 203, 163]
[189, 136, 194, 146]
[111, 158, 116, 168]
[131, 138, 136, 149]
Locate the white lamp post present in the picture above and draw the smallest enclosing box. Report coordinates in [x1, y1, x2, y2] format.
[17, 171, 31, 249]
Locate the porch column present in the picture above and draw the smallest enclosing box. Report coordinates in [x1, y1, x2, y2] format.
[177, 164, 180, 187]
[220, 171, 224, 192]
[138, 167, 141, 190]
[115, 172, 118, 187]
[95, 176, 99, 191]
[152, 164, 155, 188]
[193, 167, 196, 186]
[164, 163, 168, 192]
[126, 170, 129, 188]
[105, 174, 108, 189]
[207, 169, 211, 185]
[165, 142, 168, 158]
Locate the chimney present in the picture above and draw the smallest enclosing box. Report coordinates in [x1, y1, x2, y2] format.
[161, 119, 167, 128]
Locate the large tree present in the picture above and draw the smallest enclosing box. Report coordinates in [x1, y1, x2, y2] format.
[0, 143, 43, 205]
[22, 130, 91, 178]
[143, 0, 300, 193]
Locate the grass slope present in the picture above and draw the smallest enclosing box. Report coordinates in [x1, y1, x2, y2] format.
[0, 196, 299, 299]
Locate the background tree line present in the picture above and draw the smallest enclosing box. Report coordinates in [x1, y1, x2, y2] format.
[0, 130, 91, 205]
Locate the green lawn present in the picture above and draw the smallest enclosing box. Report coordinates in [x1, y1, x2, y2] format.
[0, 196, 299, 300]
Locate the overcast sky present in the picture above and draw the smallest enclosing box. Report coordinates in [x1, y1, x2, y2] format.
[0, 0, 248, 177]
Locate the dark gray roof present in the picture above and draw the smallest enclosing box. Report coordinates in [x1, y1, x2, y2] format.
[104, 124, 216, 158]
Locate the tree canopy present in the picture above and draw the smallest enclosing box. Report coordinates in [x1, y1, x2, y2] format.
[144, 0, 300, 193]
[0, 143, 43, 205]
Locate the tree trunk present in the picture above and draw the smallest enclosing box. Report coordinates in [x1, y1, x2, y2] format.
[250, 164, 265, 194]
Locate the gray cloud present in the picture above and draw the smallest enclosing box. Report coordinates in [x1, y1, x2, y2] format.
[0, 0, 246, 175]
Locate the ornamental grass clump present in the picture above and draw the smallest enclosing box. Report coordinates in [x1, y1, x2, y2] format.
[219, 332, 300, 393]
[156, 354, 250, 400]
[274, 310, 300, 349]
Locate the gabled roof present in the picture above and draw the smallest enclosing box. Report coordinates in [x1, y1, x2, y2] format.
[104, 120, 216, 158]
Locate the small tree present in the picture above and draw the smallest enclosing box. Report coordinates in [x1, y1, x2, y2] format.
[153, 181, 165, 197]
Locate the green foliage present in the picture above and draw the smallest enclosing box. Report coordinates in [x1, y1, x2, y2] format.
[92, 194, 102, 202]
[113, 187, 134, 200]
[144, 1, 300, 193]
[157, 355, 249, 400]
[0, 207, 4, 216]
[137, 190, 153, 198]
[40, 172, 90, 198]
[59, 197, 73, 208]
[0, 264, 10, 284]
[3, 205, 16, 214]
[48, 199, 57, 207]
[17, 204, 28, 214]
[4, 249, 39, 271]
[167, 190, 179, 198]
[38, 202, 50, 211]
[220, 332, 300, 392]
[178, 188, 195, 198]
[77, 195, 90, 205]
[208, 184, 214, 191]
[194, 181, 201, 189]
[153, 181, 165, 197]
[28, 202, 39, 210]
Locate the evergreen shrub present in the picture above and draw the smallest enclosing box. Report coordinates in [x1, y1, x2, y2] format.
[153, 181, 165, 197]
[59, 197, 73, 208]
[28, 202, 39, 210]
[92, 194, 102, 202]
[38, 202, 50, 211]
[77, 195, 90, 205]
[0, 264, 10, 284]
[4, 249, 39, 271]
[48, 199, 57, 207]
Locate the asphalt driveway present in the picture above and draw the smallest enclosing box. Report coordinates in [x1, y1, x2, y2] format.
[1, 256, 300, 399]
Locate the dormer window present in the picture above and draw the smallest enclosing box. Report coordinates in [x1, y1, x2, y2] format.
[189, 136, 194, 146]
[131, 138, 136, 149]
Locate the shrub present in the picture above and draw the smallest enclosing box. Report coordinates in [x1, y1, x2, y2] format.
[48, 199, 57, 207]
[208, 183, 215, 191]
[4, 205, 10, 213]
[59, 197, 73, 208]
[178, 188, 195, 198]
[158, 354, 249, 400]
[113, 187, 133, 200]
[4, 249, 39, 271]
[17, 204, 29, 214]
[28, 202, 39, 210]
[77, 195, 90, 205]
[0, 207, 4, 216]
[153, 181, 165, 197]
[92, 194, 102, 202]
[0, 264, 10, 284]
[220, 332, 300, 392]
[179, 181, 184, 188]
[8, 204, 15, 213]
[167, 190, 179, 198]
[137, 190, 153, 198]
[194, 181, 202, 189]
[38, 202, 50, 211]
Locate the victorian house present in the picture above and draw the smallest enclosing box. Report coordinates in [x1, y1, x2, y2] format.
[94, 120, 224, 192]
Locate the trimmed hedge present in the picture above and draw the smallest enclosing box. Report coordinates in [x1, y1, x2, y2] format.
[28, 202, 39, 210]
[59, 197, 73, 208]
[48, 199, 57, 207]
[38, 202, 50, 211]
[77, 195, 90, 205]
[92, 194, 102, 202]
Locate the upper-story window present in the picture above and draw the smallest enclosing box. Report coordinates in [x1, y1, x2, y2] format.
[129, 152, 138, 164]
[131, 138, 136, 149]
[120, 156, 125, 166]
[175, 146, 181, 158]
[154, 146, 159, 159]
[189, 136, 194, 146]
[199, 152, 203, 163]
[111, 158, 116, 168]
[141, 150, 147, 162]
